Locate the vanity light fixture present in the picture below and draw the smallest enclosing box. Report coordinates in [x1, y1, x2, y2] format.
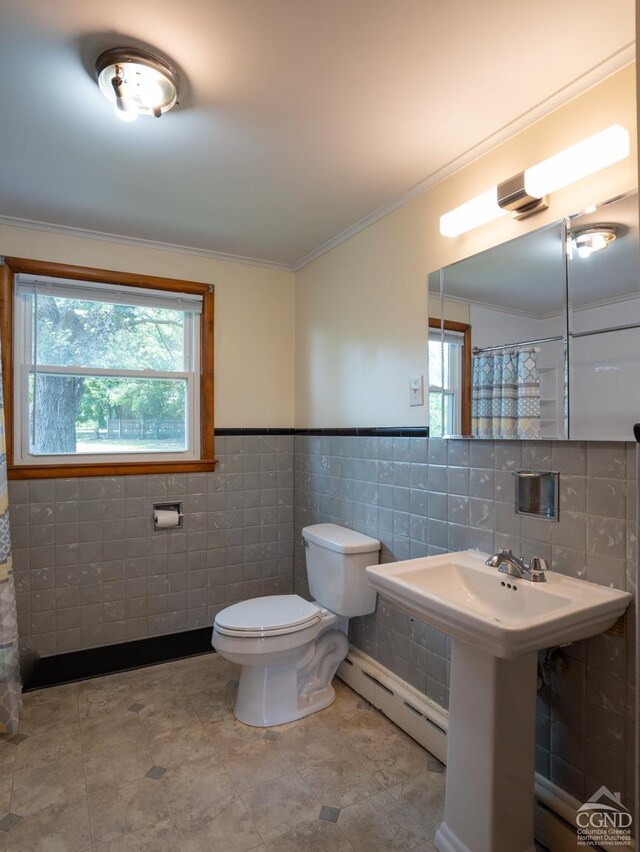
[95, 48, 179, 121]
[440, 125, 630, 237]
[569, 225, 618, 259]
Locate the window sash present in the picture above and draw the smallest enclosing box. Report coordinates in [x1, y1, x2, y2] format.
[13, 279, 201, 465]
[16, 273, 203, 313]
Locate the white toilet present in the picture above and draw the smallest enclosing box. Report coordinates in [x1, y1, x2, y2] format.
[211, 523, 381, 727]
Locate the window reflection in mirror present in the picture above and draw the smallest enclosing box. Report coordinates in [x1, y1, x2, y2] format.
[429, 222, 568, 439]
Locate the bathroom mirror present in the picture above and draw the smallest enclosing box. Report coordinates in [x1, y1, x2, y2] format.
[567, 191, 640, 440]
[428, 188, 639, 441]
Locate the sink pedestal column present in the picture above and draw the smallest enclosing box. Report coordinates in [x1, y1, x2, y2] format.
[435, 640, 537, 852]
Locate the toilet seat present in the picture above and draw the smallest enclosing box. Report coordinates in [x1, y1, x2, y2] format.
[214, 594, 323, 638]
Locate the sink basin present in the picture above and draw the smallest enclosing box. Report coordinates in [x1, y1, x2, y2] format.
[366, 549, 630, 658]
[366, 550, 631, 852]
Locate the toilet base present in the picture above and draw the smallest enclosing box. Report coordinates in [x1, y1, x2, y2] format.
[235, 666, 336, 727]
[232, 627, 349, 727]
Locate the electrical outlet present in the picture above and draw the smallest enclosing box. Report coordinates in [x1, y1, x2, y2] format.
[409, 375, 424, 407]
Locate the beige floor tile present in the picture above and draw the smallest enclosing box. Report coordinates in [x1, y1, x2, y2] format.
[78, 678, 136, 721]
[92, 818, 180, 851]
[222, 739, 293, 790]
[203, 717, 264, 755]
[240, 773, 321, 839]
[84, 737, 154, 792]
[80, 708, 144, 752]
[334, 706, 403, 750]
[175, 793, 263, 852]
[126, 667, 185, 703]
[189, 682, 238, 723]
[0, 737, 16, 775]
[88, 777, 169, 845]
[354, 729, 431, 787]
[13, 722, 82, 772]
[161, 754, 235, 831]
[5, 795, 91, 852]
[138, 695, 199, 738]
[278, 717, 351, 770]
[319, 680, 361, 717]
[264, 819, 355, 852]
[338, 789, 427, 852]
[388, 770, 446, 837]
[148, 721, 217, 769]
[18, 685, 79, 733]
[300, 751, 382, 808]
[0, 768, 12, 814]
[11, 756, 86, 817]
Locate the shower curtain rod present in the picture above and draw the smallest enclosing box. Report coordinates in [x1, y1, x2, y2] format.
[472, 335, 565, 355]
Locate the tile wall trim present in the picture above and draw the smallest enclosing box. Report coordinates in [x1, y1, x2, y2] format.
[217, 427, 429, 437]
[24, 627, 215, 690]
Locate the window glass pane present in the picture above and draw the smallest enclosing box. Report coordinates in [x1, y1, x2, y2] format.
[429, 391, 443, 437]
[33, 295, 187, 372]
[29, 374, 187, 455]
[428, 340, 443, 388]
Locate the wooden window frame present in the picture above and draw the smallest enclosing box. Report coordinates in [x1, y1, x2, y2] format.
[0, 257, 215, 479]
[428, 317, 472, 436]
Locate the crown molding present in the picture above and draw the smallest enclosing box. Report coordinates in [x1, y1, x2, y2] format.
[0, 215, 292, 272]
[292, 45, 636, 272]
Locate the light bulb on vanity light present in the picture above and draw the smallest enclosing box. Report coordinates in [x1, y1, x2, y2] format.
[439, 125, 630, 237]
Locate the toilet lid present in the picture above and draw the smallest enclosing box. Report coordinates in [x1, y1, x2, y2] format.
[214, 595, 322, 637]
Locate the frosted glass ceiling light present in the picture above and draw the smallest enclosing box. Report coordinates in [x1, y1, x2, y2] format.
[440, 125, 630, 237]
[96, 48, 179, 120]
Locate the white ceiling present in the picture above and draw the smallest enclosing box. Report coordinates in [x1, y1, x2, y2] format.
[0, 0, 635, 267]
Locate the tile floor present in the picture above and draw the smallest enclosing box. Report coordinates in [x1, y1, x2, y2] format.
[0, 653, 447, 851]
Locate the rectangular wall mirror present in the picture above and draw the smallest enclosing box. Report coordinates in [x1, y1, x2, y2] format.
[428, 188, 639, 441]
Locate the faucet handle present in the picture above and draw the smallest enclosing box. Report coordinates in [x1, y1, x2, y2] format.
[529, 556, 551, 575]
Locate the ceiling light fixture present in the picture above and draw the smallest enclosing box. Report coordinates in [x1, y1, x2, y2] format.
[95, 48, 179, 121]
[569, 225, 619, 259]
[440, 125, 630, 238]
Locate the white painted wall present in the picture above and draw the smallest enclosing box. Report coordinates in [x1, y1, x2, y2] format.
[0, 225, 295, 428]
[294, 65, 637, 427]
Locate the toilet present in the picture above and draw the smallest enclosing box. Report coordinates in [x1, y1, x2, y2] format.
[211, 523, 381, 727]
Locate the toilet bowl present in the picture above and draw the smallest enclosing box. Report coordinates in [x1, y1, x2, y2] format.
[211, 523, 380, 727]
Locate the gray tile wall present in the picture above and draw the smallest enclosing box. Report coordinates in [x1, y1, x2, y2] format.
[10, 434, 294, 657]
[293, 435, 636, 809]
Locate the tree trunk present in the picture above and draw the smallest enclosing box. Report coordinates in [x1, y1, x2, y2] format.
[32, 376, 80, 454]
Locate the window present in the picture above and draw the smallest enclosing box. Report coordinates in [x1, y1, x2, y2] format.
[1, 258, 215, 478]
[428, 319, 471, 437]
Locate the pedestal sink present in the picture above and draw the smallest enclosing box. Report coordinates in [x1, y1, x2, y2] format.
[366, 550, 631, 852]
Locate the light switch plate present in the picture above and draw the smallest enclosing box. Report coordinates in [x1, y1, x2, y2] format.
[409, 375, 424, 407]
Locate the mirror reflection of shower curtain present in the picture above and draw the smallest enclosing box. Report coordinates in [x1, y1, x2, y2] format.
[0, 341, 21, 734]
[472, 347, 541, 439]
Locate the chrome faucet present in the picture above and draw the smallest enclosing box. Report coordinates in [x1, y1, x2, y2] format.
[485, 549, 549, 583]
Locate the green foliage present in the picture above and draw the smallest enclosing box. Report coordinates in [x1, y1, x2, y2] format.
[34, 294, 187, 429]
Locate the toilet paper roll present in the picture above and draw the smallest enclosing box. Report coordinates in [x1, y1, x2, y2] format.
[154, 509, 181, 529]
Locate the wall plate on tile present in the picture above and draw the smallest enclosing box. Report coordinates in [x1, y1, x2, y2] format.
[409, 375, 424, 407]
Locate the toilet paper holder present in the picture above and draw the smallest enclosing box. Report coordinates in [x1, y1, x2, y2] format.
[153, 502, 184, 530]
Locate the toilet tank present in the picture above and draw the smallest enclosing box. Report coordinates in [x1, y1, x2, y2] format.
[302, 523, 381, 617]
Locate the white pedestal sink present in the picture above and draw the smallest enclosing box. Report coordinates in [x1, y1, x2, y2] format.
[366, 550, 631, 852]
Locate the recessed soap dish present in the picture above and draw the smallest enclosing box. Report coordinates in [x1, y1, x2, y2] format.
[513, 470, 559, 520]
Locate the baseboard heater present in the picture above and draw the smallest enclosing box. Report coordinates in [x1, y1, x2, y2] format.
[337, 647, 634, 852]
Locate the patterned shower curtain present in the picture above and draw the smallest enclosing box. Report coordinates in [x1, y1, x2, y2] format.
[472, 347, 541, 439]
[0, 360, 21, 734]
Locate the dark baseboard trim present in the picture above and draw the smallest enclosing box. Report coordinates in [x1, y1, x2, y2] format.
[216, 428, 295, 435]
[294, 427, 429, 437]
[23, 628, 215, 691]
[217, 427, 429, 437]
